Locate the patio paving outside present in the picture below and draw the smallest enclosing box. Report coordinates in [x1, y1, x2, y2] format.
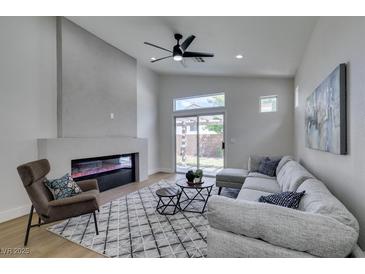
[176, 156, 223, 177]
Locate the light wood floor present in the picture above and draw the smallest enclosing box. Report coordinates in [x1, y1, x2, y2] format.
[0, 172, 178, 258]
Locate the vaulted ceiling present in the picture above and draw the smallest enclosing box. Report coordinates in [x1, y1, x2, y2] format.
[67, 16, 318, 77]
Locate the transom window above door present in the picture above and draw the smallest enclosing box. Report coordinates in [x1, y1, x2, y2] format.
[173, 93, 225, 112]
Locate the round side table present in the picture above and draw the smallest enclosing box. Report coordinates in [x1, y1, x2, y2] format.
[176, 180, 214, 214]
[155, 187, 181, 215]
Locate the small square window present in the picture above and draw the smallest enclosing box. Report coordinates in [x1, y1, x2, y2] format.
[260, 95, 277, 113]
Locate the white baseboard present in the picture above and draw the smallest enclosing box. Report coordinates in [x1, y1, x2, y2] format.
[148, 168, 161, 175]
[0, 204, 30, 224]
[156, 168, 174, 173]
[148, 168, 174, 175]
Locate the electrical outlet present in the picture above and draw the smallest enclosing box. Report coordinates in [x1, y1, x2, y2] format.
[110, 113, 114, 119]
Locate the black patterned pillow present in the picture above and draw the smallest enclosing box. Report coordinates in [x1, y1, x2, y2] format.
[258, 157, 280, 177]
[45, 173, 82, 200]
[259, 191, 306, 209]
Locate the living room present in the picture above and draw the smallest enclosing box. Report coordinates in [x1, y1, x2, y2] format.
[1, 0, 365, 273]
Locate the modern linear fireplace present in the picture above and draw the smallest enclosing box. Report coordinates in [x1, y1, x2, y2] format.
[71, 153, 137, 192]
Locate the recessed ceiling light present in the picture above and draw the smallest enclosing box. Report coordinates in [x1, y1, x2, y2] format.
[151, 57, 156, 61]
[235, 54, 243, 59]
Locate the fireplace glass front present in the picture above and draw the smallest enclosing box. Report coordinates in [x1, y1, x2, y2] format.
[71, 154, 136, 192]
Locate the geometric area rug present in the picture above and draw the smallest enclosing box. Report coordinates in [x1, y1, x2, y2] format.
[47, 178, 238, 258]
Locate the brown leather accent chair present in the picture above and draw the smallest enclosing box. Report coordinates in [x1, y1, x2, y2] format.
[17, 159, 100, 246]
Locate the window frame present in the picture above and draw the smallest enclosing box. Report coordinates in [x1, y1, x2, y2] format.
[173, 92, 225, 112]
[259, 95, 278, 113]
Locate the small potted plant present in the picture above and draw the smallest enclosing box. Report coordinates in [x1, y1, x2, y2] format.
[186, 169, 203, 185]
[194, 169, 203, 183]
[186, 170, 196, 184]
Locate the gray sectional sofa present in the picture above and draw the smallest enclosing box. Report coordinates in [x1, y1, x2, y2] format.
[208, 156, 359, 257]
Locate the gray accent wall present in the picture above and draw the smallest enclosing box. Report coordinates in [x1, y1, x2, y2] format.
[59, 18, 137, 138]
[294, 17, 365, 248]
[38, 137, 148, 182]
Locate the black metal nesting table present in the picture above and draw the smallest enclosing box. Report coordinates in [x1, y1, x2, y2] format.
[176, 180, 214, 214]
[155, 186, 181, 215]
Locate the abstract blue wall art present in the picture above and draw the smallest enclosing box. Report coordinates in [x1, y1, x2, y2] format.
[305, 64, 347, 155]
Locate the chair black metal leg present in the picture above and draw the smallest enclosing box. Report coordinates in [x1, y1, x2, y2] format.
[218, 187, 222, 195]
[38, 216, 41, 227]
[93, 211, 99, 235]
[24, 205, 34, 246]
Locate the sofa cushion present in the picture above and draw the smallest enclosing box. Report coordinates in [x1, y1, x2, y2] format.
[237, 188, 273, 202]
[276, 155, 293, 175]
[208, 196, 359, 257]
[216, 168, 248, 184]
[248, 155, 265, 172]
[297, 179, 359, 232]
[259, 191, 306, 209]
[247, 172, 275, 179]
[276, 160, 314, 192]
[242, 177, 281, 193]
[207, 227, 315, 258]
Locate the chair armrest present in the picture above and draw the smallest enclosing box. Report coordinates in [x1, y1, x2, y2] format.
[207, 195, 358, 257]
[48, 194, 96, 207]
[76, 179, 99, 192]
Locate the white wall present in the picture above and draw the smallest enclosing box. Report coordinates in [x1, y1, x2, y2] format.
[137, 63, 160, 175]
[0, 18, 162, 225]
[159, 75, 294, 172]
[0, 17, 57, 222]
[294, 17, 365, 248]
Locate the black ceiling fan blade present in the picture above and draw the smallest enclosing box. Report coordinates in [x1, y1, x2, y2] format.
[181, 35, 196, 51]
[144, 42, 172, 53]
[151, 56, 172, 63]
[183, 51, 214, 58]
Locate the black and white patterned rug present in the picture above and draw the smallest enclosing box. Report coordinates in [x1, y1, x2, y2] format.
[47, 178, 238, 258]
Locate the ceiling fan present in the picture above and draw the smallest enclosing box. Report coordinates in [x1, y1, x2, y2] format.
[144, 33, 214, 64]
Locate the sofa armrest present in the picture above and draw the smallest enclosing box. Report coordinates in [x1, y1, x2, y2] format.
[207, 195, 358, 257]
[76, 179, 99, 192]
[48, 194, 96, 207]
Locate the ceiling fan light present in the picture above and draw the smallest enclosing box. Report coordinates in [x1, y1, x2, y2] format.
[173, 55, 183, 61]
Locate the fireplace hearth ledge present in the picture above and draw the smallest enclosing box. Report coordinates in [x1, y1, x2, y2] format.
[37, 137, 148, 181]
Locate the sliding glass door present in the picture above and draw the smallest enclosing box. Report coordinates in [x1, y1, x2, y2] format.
[175, 114, 224, 176]
[175, 117, 198, 173]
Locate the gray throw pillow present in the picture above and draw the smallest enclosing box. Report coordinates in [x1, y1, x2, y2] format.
[248, 155, 282, 172]
[258, 157, 281, 177]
